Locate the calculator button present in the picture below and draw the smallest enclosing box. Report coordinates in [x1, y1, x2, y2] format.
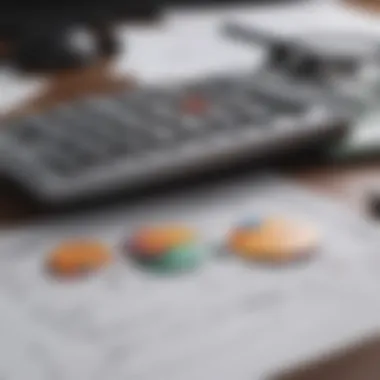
[208, 105, 252, 130]
[150, 125, 176, 143]
[9, 119, 46, 144]
[186, 76, 241, 96]
[180, 115, 206, 132]
[42, 153, 79, 176]
[83, 98, 143, 127]
[273, 116, 298, 131]
[150, 104, 176, 119]
[40, 139, 100, 175]
[59, 105, 157, 155]
[244, 108, 272, 125]
[181, 96, 209, 115]
[207, 109, 234, 129]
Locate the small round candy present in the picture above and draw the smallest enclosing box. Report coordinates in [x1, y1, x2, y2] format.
[229, 217, 319, 263]
[139, 243, 204, 274]
[47, 239, 111, 277]
[129, 225, 196, 258]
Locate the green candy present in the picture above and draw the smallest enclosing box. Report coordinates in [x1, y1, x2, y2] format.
[141, 243, 204, 274]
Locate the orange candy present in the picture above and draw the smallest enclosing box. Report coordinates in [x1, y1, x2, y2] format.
[229, 218, 319, 263]
[130, 225, 196, 257]
[47, 239, 112, 277]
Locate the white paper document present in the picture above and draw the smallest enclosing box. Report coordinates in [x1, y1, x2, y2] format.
[0, 69, 46, 116]
[114, 0, 380, 84]
[0, 176, 380, 379]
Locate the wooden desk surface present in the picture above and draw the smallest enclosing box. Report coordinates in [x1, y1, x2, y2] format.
[3, 60, 380, 380]
[345, 0, 380, 13]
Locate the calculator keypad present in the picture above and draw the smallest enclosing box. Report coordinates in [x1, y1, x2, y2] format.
[2, 74, 311, 179]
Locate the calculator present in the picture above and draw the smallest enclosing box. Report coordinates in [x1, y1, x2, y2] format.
[0, 68, 356, 204]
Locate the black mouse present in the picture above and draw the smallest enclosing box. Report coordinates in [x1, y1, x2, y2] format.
[10, 24, 120, 72]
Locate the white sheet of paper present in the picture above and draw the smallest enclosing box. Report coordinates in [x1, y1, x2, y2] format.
[0, 69, 46, 116]
[113, 0, 380, 84]
[1, 176, 380, 379]
[113, 21, 257, 84]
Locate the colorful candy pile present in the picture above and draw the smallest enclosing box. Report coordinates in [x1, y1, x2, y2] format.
[47, 217, 319, 278]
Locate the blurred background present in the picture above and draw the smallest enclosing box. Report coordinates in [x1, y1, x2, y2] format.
[2, 1, 380, 379]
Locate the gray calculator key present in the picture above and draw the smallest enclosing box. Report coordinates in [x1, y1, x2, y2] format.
[180, 115, 206, 132]
[150, 103, 178, 120]
[207, 107, 232, 128]
[94, 106, 157, 143]
[39, 147, 80, 176]
[62, 103, 152, 149]
[7, 118, 47, 145]
[244, 104, 272, 121]
[205, 104, 248, 129]
[187, 76, 243, 96]
[106, 140, 138, 157]
[149, 125, 176, 143]
[254, 92, 303, 114]
[118, 88, 182, 112]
